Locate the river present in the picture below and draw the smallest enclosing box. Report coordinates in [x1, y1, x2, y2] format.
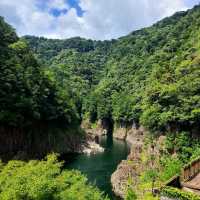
[63, 135, 130, 199]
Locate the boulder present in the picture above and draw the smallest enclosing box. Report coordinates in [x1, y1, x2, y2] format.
[82, 141, 104, 155]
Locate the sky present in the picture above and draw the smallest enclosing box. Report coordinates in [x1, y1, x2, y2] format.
[0, 0, 199, 40]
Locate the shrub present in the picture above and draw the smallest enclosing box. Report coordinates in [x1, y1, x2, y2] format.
[162, 186, 200, 200]
[0, 154, 109, 200]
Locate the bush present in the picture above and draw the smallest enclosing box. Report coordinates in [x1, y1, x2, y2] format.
[0, 154, 109, 200]
[162, 186, 200, 200]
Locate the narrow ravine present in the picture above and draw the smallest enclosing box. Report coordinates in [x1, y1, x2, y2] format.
[63, 135, 130, 199]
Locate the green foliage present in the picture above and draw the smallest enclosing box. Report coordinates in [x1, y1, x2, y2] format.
[30, 39, 113, 121]
[162, 186, 200, 200]
[0, 17, 84, 157]
[0, 154, 109, 200]
[0, 16, 17, 50]
[112, 93, 141, 123]
[0, 3, 199, 148]
[159, 157, 182, 182]
[24, 36, 113, 64]
[142, 169, 158, 183]
[24, 5, 200, 134]
[0, 17, 80, 128]
[1, 4, 200, 160]
[125, 188, 137, 200]
[190, 146, 200, 161]
[165, 132, 198, 163]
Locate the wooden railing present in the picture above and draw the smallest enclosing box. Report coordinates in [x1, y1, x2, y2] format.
[180, 156, 200, 182]
[160, 156, 200, 197]
[163, 156, 200, 189]
[165, 174, 181, 188]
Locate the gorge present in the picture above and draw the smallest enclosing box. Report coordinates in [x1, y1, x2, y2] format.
[0, 3, 200, 200]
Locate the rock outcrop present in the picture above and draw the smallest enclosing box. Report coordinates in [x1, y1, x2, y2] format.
[126, 126, 145, 145]
[80, 120, 106, 154]
[111, 159, 137, 197]
[81, 119, 107, 136]
[82, 141, 104, 155]
[111, 126, 146, 198]
[113, 127, 127, 140]
[0, 125, 84, 161]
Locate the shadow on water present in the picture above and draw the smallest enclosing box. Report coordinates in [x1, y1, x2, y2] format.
[106, 132, 113, 148]
[62, 135, 130, 200]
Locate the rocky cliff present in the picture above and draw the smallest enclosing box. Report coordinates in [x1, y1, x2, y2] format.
[111, 126, 146, 198]
[0, 125, 85, 161]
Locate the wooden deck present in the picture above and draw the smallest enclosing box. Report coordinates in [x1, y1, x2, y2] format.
[184, 173, 200, 189]
[180, 157, 200, 194]
[182, 173, 200, 194]
[165, 156, 200, 196]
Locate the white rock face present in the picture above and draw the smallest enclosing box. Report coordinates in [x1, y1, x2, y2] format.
[82, 141, 104, 155]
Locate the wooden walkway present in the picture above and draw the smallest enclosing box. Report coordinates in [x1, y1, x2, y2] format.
[165, 156, 200, 195]
[182, 173, 200, 194]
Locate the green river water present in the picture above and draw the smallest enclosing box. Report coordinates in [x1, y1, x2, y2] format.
[64, 135, 130, 199]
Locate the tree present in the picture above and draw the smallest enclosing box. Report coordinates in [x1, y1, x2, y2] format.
[0, 154, 109, 200]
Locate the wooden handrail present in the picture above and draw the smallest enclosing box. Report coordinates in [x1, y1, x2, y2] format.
[158, 156, 200, 193]
[181, 156, 200, 182]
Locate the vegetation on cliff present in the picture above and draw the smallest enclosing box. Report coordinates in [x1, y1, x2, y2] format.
[124, 132, 200, 199]
[162, 186, 200, 200]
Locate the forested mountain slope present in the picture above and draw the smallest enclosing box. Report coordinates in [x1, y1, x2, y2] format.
[24, 35, 114, 119]
[0, 17, 83, 159]
[25, 5, 200, 134]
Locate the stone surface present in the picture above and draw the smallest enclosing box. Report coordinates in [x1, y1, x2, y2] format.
[111, 160, 137, 198]
[126, 126, 146, 145]
[113, 127, 127, 140]
[81, 119, 107, 137]
[82, 141, 104, 155]
[111, 126, 146, 198]
[80, 120, 106, 154]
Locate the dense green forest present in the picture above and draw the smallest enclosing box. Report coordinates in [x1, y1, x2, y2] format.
[0, 16, 84, 158]
[25, 5, 200, 134]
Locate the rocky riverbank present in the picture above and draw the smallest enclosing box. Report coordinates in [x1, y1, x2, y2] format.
[80, 120, 106, 154]
[82, 141, 104, 154]
[111, 126, 146, 198]
[81, 119, 107, 136]
[82, 119, 148, 198]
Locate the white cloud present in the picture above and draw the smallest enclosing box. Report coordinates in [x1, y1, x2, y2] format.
[77, 0, 188, 39]
[48, 0, 69, 10]
[0, 0, 194, 40]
